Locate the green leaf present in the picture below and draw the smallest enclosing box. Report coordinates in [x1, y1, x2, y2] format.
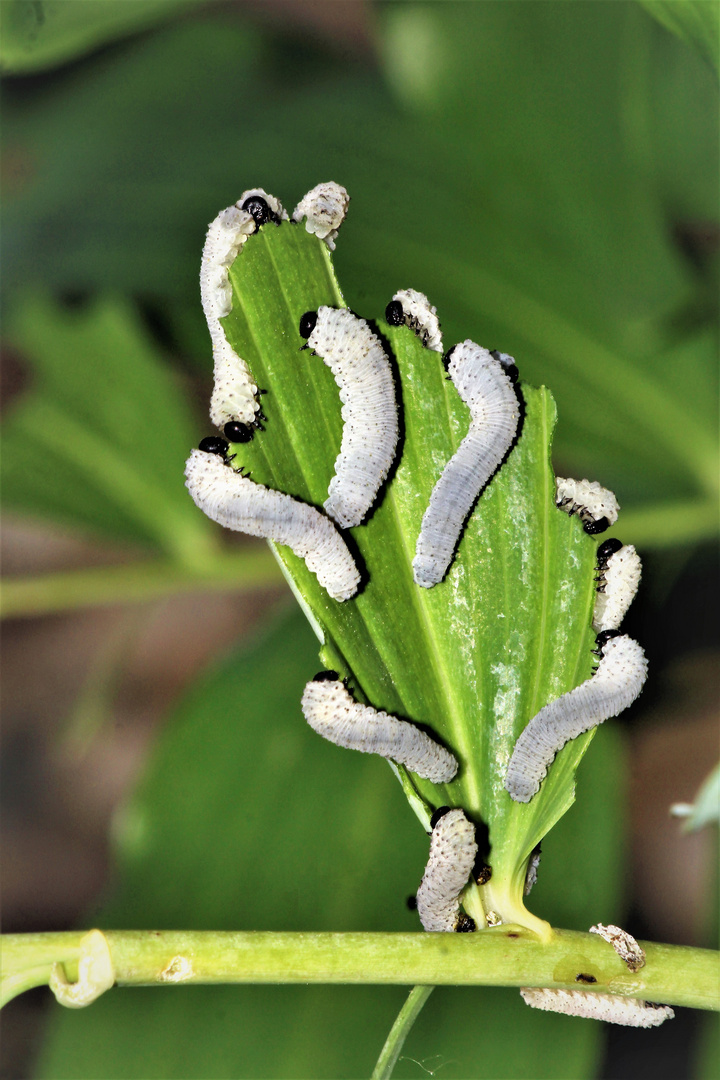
[1, 295, 217, 563]
[639, 0, 720, 73]
[212, 220, 604, 932]
[38, 607, 623, 1078]
[0, 0, 201, 74]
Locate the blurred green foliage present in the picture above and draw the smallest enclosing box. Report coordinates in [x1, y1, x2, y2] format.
[1, 1, 717, 1077]
[37, 608, 625, 1079]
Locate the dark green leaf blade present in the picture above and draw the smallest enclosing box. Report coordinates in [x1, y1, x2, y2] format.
[1, 295, 217, 561]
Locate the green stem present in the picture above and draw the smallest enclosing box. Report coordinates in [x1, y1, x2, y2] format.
[371, 985, 434, 1080]
[0, 549, 282, 619]
[3, 929, 718, 1011]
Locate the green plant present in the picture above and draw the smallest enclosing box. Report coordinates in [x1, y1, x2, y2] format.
[1, 3, 717, 1078]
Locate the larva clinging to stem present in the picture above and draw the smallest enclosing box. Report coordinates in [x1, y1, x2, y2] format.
[415, 808, 478, 932]
[504, 634, 648, 803]
[201, 189, 287, 431]
[413, 341, 520, 587]
[185, 446, 360, 602]
[300, 673, 458, 783]
[299, 307, 399, 529]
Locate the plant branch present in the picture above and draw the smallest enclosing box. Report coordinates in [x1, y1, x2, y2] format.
[371, 985, 434, 1080]
[0, 549, 282, 619]
[2, 929, 718, 1011]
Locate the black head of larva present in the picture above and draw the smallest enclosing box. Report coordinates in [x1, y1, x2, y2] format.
[490, 350, 520, 383]
[241, 195, 279, 228]
[223, 421, 254, 444]
[385, 300, 405, 327]
[583, 515, 610, 535]
[596, 537, 623, 566]
[312, 669, 340, 683]
[430, 806, 451, 830]
[198, 436, 230, 457]
[441, 347, 457, 371]
[299, 311, 318, 339]
[594, 628, 622, 656]
[455, 914, 477, 933]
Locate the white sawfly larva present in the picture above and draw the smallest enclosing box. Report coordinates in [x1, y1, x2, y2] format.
[385, 288, 443, 353]
[593, 541, 642, 632]
[201, 189, 288, 431]
[300, 674, 458, 783]
[504, 634, 648, 803]
[589, 923, 646, 972]
[413, 341, 520, 587]
[299, 307, 399, 529]
[184, 446, 359, 602]
[555, 477, 619, 535]
[520, 989, 674, 1027]
[416, 808, 478, 932]
[292, 182, 349, 250]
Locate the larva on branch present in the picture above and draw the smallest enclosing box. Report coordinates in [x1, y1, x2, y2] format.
[201, 189, 287, 430]
[555, 477, 619, 535]
[416, 808, 478, 932]
[385, 288, 443, 352]
[300, 673, 458, 783]
[589, 923, 646, 972]
[520, 989, 674, 1027]
[413, 341, 520, 587]
[299, 307, 399, 529]
[504, 634, 648, 803]
[292, 182, 349, 250]
[185, 447, 359, 602]
[593, 541, 642, 632]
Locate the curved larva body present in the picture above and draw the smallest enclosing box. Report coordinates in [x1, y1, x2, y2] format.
[520, 989, 673, 1028]
[300, 677, 458, 783]
[504, 635, 648, 803]
[593, 545, 642, 632]
[184, 450, 359, 602]
[292, 182, 349, 250]
[201, 189, 287, 429]
[390, 289, 443, 352]
[556, 477, 620, 534]
[413, 341, 519, 587]
[305, 307, 399, 529]
[416, 810, 477, 932]
[589, 923, 645, 972]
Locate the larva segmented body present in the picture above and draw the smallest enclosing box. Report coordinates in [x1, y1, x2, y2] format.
[201, 189, 287, 430]
[413, 341, 520, 587]
[520, 989, 674, 1027]
[385, 289, 443, 353]
[556, 477, 619, 535]
[416, 809, 478, 932]
[300, 674, 458, 783]
[589, 923, 646, 972]
[504, 635, 648, 803]
[185, 449, 359, 602]
[593, 544, 642, 632]
[292, 182, 349, 251]
[300, 307, 399, 529]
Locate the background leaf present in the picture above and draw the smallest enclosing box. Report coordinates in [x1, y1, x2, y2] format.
[2, 2, 716, 544]
[37, 607, 625, 1079]
[0, 0, 201, 74]
[639, 0, 720, 73]
[1, 295, 217, 562]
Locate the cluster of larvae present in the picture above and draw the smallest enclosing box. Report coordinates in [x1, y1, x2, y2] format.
[185, 183, 661, 1027]
[185, 182, 522, 597]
